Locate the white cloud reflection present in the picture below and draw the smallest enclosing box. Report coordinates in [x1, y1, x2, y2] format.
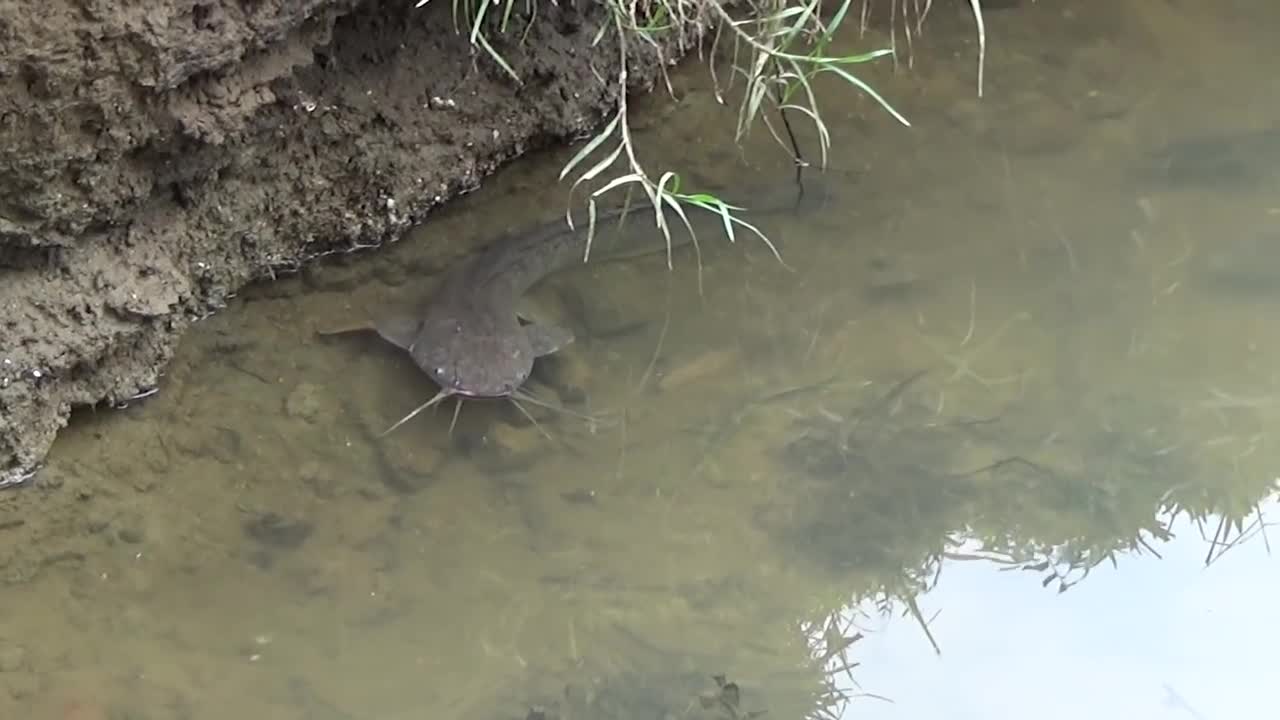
[836, 496, 1278, 720]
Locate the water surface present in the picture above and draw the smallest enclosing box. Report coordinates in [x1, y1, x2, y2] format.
[2, 1, 1278, 718]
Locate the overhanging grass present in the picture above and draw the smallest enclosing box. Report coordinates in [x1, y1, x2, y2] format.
[418, 0, 989, 265]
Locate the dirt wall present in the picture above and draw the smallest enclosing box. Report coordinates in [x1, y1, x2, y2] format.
[0, 0, 704, 486]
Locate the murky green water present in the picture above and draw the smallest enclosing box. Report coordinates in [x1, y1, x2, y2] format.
[3, 1, 1279, 718]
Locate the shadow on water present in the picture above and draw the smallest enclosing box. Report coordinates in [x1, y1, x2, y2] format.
[3, 0, 1280, 717]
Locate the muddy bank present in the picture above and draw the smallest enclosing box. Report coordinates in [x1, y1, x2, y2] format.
[0, 0, 705, 485]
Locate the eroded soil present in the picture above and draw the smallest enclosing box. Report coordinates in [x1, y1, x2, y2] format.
[0, 0, 701, 484]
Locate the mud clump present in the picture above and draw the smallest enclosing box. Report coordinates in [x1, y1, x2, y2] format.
[0, 0, 707, 485]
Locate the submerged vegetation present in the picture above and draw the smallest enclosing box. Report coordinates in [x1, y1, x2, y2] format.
[420, 0, 989, 262]
[760, 374, 1280, 718]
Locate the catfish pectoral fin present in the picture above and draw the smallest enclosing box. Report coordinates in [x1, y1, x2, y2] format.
[317, 313, 421, 352]
[374, 314, 423, 351]
[315, 320, 377, 337]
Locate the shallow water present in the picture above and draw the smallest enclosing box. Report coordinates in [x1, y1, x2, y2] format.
[4, 1, 1279, 718]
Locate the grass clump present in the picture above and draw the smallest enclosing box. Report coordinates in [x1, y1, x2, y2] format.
[420, 0, 988, 264]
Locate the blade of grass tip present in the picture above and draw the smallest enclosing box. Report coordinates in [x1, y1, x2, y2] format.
[741, 77, 773, 142]
[736, 49, 769, 129]
[500, 0, 516, 33]
[648, 192, 675, 270]
[729, 214, 792, 272]
[649, 182, 673, 270]
[592, 172, 648, 204]
[657, 180, 702, 289]
[764, 4, 814, 23]
[447, 0, 460, 33]
[518, 1, 537, 44]
[584, 198, 599, 262]
[657, 177, 697, 247]
[709, 201, 739, 245]
[826, 48, 897, 65]
[820, 65, 911, 126]
[475, 31, 520, 83]
[653, 179, 679, 241]
[590, 18, 610, 46]
[753, 43, 898, 68]
[766, 24, 805, 42]
[733, 73, 753, 139]
[565, 140, 625, 233]
[772, 4, 817, 43]
[685, 193, 746, 214]
[572, 141, 626, 194]
[469, 0, 492, 44]
[585, 174, 647, 260]
[683, 199, 736, 247]
[967, 0, 986, 97]
[622, 180, 664, 238]
[818, 0, 857, 48]
[766, 13, 813, 40]
[746, 52, 773, 118]
[560, 111, 622, 181]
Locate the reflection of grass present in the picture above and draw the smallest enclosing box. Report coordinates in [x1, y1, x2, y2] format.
[1168, 465, 1277, 568]
[765, 374, 1280, 651]
[759, 379, 1280, 720]
[771, 376, 978, 586]
[800, 609, 894, 720]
